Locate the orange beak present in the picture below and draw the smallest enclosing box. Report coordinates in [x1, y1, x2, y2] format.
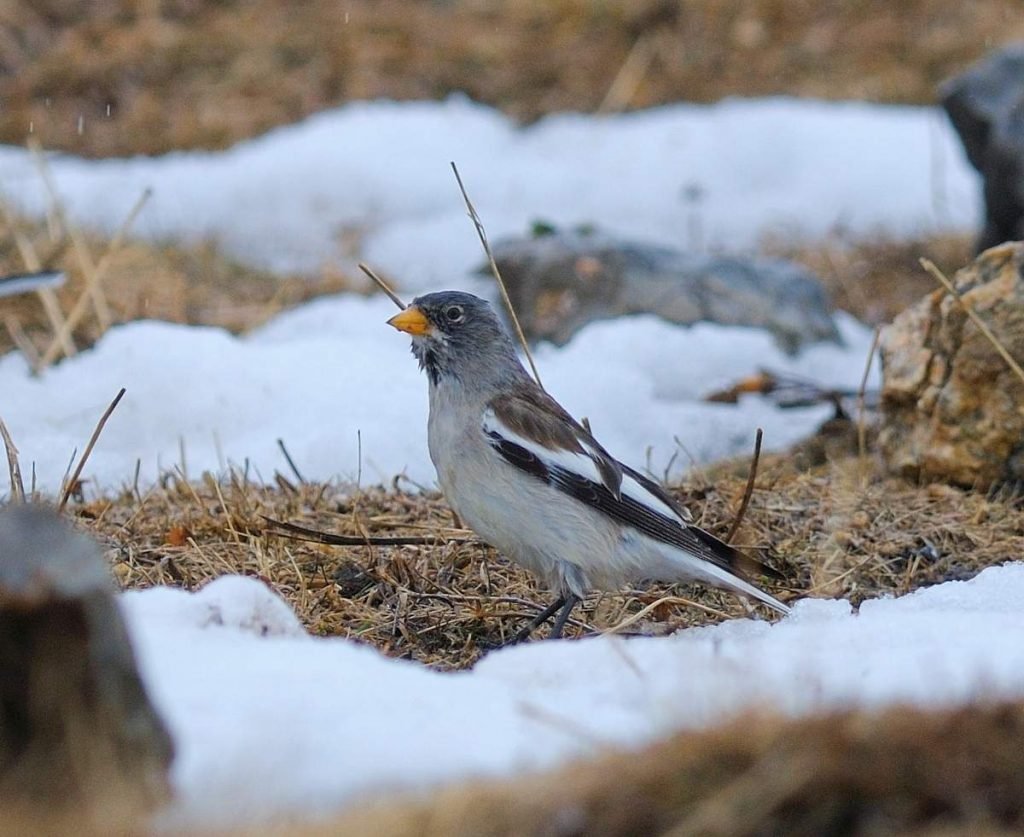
[387, 305, 433, 337]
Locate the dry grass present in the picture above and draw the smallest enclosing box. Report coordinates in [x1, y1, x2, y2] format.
[3, 1, 1024, 158]
[3, 4, 1021, 830]
[10, 703, 1024, 835]
[70, 431, 1024, 670]
[0, 212, 359, 358]
[766, 231, 974, 327]
[304, 702, 1024, 836]
[0, 207, 979, 362]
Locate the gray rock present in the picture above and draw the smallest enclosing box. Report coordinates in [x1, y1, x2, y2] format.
[0, 504, 173, 828]
[941, 44, 1024, 252]
[485, 229, 840, 353]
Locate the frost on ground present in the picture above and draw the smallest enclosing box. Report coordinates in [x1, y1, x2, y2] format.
[124, 564, 1024, 829]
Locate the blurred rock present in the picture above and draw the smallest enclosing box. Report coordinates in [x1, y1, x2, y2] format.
[941, 44, 1024, 252]
[485, 229, 840, 353]
[879, 242, 1024, 488]
[0, 504, 173, 829]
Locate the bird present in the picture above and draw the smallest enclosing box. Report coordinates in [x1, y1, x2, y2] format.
[387, 290, 790, 640]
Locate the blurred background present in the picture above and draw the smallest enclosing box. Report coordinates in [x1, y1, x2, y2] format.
[2, 0, 1022, 349]
[3, 0, 1023, 158]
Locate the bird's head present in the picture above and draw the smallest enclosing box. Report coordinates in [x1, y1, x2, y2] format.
[387, 290, 525, 387]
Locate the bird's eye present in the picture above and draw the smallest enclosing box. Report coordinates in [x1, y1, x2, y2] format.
[444, 305, 464, 323]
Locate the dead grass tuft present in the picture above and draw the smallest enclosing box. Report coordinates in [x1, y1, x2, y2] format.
[0, 212, 360, 359]
[765, 231, 974, 326]
[302, 702, 1024, 836]
[74, 433, 1024, 670]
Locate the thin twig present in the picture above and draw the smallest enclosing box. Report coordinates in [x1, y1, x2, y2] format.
[726, 427, 763, 543]
[921, 257, 1024, 386]
[597, 31, 657, 114]
[276, 438, 307, 484]
[0, 197, 77, 357]
[0, 416, 25, 502]
[35, 286, 73, 354]
[450, 161, 543, 387]
[4, 314, 42, 374]
[29, 137, 113, 330]
[603, 594, 732, 635]
[857, 326, 881, 476]
[59, 447, 78, 496]
[805, 551, 881, 594]
[261, 515, 477, 547]
[58, 387, 126, 511]
[358, 262, 406, 310]
[40, 188, 151, 367]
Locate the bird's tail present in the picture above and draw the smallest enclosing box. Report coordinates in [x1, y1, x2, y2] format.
[684, 527, 791, 616]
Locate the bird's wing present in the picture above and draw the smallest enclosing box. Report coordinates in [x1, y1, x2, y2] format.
[484, 386, 785, 591]
[485, 387, 624, 500]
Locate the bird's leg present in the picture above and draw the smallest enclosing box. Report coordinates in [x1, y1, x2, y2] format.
[511, 594, 566, 643]
[548, 594, 582, 639]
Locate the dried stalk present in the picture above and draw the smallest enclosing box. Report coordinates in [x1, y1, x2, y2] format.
[726, 427, 763, 544]
[58, 387, 126, 511]
[276, 438, 307, 485]
[0, 415, 25, 502]
[262, 515, 475, 547]
[920, 257, 1024, 386]
[40, 188, 151, 367]
[0, 198, 77, 357]
[597, 31, 657, 114]
[29, 137, 113, 329]
[450, 161, 543, 387]
[4, 314, 42, 374]
[358, 262, 406, 310]
[856, 326, 881, 477]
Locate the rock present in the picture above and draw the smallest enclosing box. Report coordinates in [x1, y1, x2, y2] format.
[879, 242, 1024, 488]
[941, 44, 1024, 252]
[0, 504, 173, 829]
[485, 228, 841, 353]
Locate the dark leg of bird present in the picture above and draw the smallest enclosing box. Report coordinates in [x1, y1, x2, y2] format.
[512, 594, 566, 643]
[548, 594, 581, 639]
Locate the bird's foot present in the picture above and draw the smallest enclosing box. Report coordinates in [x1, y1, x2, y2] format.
[547, 594, 581, 639]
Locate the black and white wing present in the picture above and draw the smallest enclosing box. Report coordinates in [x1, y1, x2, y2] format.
[483, 385, 788, 614]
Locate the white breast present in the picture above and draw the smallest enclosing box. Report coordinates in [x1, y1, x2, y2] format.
[424, 380, 626, 595]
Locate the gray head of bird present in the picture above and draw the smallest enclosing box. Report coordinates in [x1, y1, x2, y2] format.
[387, 290, 526, 388]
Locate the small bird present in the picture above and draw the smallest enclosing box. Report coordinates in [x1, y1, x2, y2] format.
[388, 291, 790, 639]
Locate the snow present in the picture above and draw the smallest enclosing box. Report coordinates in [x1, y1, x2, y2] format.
[0, 97, 978, 287]
[0, 295, 877, 495]
[0, 96, 976, 494]
[123, 564, 1024, 829]
[0, 95, 1005, 828]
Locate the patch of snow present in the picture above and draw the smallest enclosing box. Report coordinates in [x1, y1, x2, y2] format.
[0, 97, 978, 287]
[0, 295, 877, 495]
[117, 563, 1024, 829]
[0, 95, 1002, 832]
[0, 96, 968, 494]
